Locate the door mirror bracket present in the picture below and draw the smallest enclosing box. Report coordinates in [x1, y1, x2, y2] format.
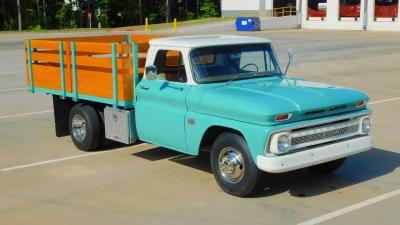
[284, 48, 294, 76]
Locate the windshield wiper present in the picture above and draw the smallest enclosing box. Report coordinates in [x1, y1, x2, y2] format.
[253, 71, 279, 77]
[225, 75, 241, 85]
[225, 72, 283, 85]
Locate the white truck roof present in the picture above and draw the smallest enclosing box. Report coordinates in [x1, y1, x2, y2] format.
[149, 35, 271, 48]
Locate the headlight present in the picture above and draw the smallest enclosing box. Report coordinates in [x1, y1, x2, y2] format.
[361, 117, 371, 133]
[278, 135, 291, 153]
[269, 132, 291, 154]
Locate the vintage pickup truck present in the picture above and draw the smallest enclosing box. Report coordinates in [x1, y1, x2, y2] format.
[24, 34, 373, 197]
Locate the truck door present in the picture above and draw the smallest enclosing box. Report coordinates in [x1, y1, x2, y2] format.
[135, 49, 189, 152]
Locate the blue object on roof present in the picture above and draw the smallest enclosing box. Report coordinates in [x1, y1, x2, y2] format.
[235, 17, 261, 31]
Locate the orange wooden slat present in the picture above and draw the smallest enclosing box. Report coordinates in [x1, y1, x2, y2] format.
[129, 35, 163, 43]
[75, 55, 112, 68]
[75, 42, 113, 54]
[74, 55, 132, 70]
[31, 51, 60, 63]
[30, 40, 59, 50]
[60, 35, 127, 43]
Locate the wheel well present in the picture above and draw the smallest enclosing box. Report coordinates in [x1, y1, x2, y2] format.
[199, 126, 243, 151]
[52, 96, 108, 137]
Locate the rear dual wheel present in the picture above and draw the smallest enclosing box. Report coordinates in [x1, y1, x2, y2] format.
[69, 104, 103, 151]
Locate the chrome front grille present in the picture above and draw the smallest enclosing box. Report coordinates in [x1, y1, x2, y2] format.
[290, 119, 360, 149]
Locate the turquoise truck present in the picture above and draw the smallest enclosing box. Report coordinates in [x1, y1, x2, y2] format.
[25, 35, 373, 197]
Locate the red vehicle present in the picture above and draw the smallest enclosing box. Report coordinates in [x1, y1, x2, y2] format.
[308, 0, 327, 17]
[375, 0, 398, 18]
[340, 0, 361, 17]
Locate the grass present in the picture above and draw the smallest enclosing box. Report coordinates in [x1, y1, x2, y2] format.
[121, 17, 234, 31]
[0, 17, 234, 33]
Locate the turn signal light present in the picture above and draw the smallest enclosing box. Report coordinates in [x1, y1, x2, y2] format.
[355, 101, 367, 107]
[275, 114, 291, 121]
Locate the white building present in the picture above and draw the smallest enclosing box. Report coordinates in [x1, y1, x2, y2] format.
[221, 0, 274, 17]
[221, 0, 400, 31]
[301, 0, 400, 31]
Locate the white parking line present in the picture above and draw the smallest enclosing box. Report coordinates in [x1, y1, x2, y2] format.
[0, 110, 53, 120]
[297, 188, 400, 225]
[0, 70, 25, 76]
[0, 87, 26, 93]
[0, 143, 148, 172]
[369, 97, 400, 105]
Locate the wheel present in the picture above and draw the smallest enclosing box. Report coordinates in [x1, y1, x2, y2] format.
[308, 158, 347, 174]
[69, 104, 101, 151]
[210, 133, 260, 197]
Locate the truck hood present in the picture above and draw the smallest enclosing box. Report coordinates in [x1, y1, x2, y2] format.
[189, 78, 369, 125]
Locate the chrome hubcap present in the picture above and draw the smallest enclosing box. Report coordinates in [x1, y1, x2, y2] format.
[72, 114, 86, 142]
[218, 147, 245, 183]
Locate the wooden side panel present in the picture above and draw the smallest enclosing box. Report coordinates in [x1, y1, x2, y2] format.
[25, 34, 163, 105]
[28, 40, 72, 92]
[75, 59, 133, 101]
[32, 63, 61, 90]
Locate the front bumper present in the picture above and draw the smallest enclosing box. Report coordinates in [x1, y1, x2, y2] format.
[256, 135, 373, 173]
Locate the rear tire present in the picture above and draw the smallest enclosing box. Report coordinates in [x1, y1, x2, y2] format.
[210, 133, 260, 197]
[308, 158, 347, 174]
[69, 104, 101, 151]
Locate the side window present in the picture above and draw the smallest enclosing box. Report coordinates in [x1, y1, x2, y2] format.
[152, 50, 187, 83]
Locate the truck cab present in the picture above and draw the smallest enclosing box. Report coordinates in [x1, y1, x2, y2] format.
[134, 35, 372, 196]
[25, 35, 373, 197]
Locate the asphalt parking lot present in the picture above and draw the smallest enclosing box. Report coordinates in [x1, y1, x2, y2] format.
[0, 28, 399, 225]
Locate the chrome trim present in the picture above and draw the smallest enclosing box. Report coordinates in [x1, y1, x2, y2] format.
[265, 112, 371, 154]
[218, 147, 245, 184]
[290, 119, 360, 149]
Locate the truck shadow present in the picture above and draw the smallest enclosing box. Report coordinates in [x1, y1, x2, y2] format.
[132, 147, 400, 198]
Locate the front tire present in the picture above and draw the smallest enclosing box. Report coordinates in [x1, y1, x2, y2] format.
[211, 133, 260, 197]
[69, 104, 101, 151]
[308, 158, 347, 174]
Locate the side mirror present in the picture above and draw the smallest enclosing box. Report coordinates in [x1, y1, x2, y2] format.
[145, 65, 165, 80]
[145, 65, 158, 79]
[284, 48, 294, 76]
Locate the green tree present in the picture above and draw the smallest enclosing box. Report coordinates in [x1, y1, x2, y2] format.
[0, 0, 222, 31]
[199, 0, 218, 18]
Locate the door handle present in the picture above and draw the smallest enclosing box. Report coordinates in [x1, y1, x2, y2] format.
[139, 85, 150, 90]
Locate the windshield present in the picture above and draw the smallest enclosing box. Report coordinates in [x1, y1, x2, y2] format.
[190, 44, 282, 84]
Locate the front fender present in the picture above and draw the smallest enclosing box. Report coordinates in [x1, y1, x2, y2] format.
[185, 111, 269, 162]
[184, 108, 372, 163]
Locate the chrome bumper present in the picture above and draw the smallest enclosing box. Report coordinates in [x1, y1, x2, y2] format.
[257, 135, 373, 173]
